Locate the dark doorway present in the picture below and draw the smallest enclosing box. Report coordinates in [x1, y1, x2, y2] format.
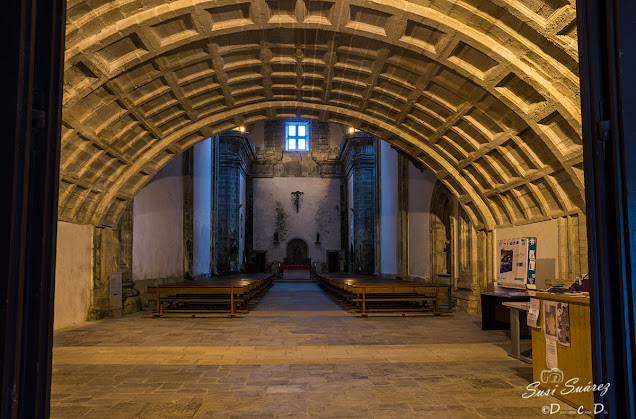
[286, 238, 309, 265]
[430, 182, 454, 282]
[255, 251, 266, 273]
[327, 251, 340, 272]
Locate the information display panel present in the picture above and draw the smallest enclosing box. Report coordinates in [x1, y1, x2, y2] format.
[496, 237, 537, 289]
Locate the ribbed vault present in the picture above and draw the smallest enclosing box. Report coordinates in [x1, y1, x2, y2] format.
[60, 0, 583, 229]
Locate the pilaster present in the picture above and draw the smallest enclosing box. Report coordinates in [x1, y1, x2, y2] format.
[397, 154, 409, 280]
[182, 147, 194, 279]
[340, 132, 376, 274]
[215, 131, 256, 274]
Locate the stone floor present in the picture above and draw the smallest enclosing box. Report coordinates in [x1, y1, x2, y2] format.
[52, 282, 567, 418]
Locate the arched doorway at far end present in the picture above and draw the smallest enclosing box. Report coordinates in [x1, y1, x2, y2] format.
[430, 182, 454, 283]
[286, 238, 309, 265]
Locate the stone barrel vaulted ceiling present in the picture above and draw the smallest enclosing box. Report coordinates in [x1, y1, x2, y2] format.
[60, 0, 583, 230]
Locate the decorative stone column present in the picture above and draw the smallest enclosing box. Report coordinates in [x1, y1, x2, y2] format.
[340, 132, 376, 274]
[210, 135, 219, 275]
[397, 154, 409, 280]
[88, 226, 116, 320]
[182, 147, 194, 279]
[88, 202, 142, 319]
[117, 203, 141, 314]
[557, 213, 588, 280]
[374, 139, 382, 275]
[214, 131, 255, 275]
[245, 173, 255, 269]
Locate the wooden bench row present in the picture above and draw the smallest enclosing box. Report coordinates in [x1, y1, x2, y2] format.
[318, 273, 448, 316]
[146, 274, 274, 317]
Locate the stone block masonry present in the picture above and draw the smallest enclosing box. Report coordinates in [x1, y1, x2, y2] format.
[250, 121, 343, 269]
[215, 132, 255, 274]
[340, 133, 377, 274]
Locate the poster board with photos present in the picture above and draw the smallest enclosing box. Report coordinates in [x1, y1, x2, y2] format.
[496, 237, 537, 289]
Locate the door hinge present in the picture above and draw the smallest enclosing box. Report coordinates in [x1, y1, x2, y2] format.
[31, 109, 46, 129]
[598, 120, 610, 142]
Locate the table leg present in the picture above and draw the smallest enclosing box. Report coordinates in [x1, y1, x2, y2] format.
[434, 289, 440, 315]
[510, 309, 521, 357]
[362, 289, 366, 316]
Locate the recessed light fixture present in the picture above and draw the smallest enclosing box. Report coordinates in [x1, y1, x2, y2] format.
[239, 126, 246, 132]
[348, 127, 355, 134]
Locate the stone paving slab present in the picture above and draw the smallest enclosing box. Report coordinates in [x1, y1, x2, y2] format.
[52, 283, 569, 418]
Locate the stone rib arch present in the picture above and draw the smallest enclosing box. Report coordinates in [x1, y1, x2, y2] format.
[90, 102, 502, 228]
[60, 0, 585, 231]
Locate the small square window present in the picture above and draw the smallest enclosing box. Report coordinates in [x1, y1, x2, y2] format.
[285, 121, 309, 151]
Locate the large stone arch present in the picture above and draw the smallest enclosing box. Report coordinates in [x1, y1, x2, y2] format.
[60, 0, 584, 231]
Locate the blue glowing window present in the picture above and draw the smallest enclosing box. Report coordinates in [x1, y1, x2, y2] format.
[285, 122, 309, 151]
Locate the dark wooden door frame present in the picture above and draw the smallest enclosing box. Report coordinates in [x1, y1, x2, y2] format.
[577, 0, 636, 416]
[1, 0, 66, 417]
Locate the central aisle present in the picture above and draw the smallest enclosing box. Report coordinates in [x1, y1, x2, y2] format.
[249, 282, 344, 315]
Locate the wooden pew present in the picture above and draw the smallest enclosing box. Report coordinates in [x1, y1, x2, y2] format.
[146, 274, 274, 317]
[318, 273, 448, 316]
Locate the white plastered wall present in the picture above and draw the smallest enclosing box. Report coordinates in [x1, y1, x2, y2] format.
[132, 156, 184, 281]
[54, 221, 92, 329]
[193, 138, 212, 276]
[408, 163, 437, 280]
[379, 140, 398, 275]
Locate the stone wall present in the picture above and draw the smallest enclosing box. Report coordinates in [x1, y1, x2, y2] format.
[250, 120, 342, 178]
[249, 120, 344, 270]
[252, 177, 341, 267]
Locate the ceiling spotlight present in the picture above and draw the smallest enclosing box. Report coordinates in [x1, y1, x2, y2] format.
[239, 126, 246, 132]
[348, 127, 355, 134]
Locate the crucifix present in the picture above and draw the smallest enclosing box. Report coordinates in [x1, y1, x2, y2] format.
[291, 191, 304, 213]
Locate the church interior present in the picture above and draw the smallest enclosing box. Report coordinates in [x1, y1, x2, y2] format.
[5, 0, 636, 417]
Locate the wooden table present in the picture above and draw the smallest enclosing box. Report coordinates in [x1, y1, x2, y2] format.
[146, 274, 274, 317]
[481, 289, 530, 330]
[318, 273, 448, 316]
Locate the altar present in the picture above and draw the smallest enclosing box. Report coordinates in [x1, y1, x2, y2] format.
[281, 264, 312, 280]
